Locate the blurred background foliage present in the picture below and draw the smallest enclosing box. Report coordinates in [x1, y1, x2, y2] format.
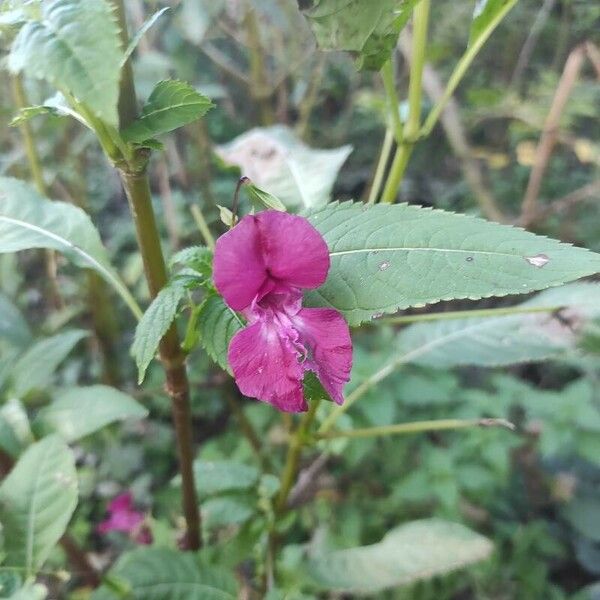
[1, 0, 600, 598]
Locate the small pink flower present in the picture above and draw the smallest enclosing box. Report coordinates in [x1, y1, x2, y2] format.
[97, 492, 152, 545]
[214, 210, 352, 413]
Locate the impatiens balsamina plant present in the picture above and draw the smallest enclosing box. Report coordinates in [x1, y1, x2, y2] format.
[2, 0, 600, 597]
[213, 211, 352, 412]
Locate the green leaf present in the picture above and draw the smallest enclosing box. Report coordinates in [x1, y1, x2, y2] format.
[10, 105, 61, 127]
[0, 435, 78, 576]
[8, 0, 123, 126]
[203, 495, 255, 530]
[196, 295, 243, 372]
[0, 293, 31, 349]
[193, 459, 259, 497]
[10, 330, 87, 398]
[131, 283, 187, 384]
[33, 385, 148, 442]
[216, 126, 351, 209]
[305, 202, 600, 325]
[469, 0, 517, 47]
[122, 7, 170, 66]
[563, 497, 600, 542]
[121, 80, 213, 143]
[307, 519, 492, 594]
[6, 583, 48, 600]
[0, 177, 141, 319]
[91, 548, 238, 600]
[243, 181, 286, 212]
[0, 399, 34, 458]
[170, 245, 213, 277]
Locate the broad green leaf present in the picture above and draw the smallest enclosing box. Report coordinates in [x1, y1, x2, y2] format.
[0, 293, 31, 349]
[193, 459, 259, 497]
[196, 295, 243, 372]
[8, 0, 123, 126]
[122, 7, 170, 66]
[305, 202, 600, 325]
[0, 177, 141, 318]
[121, 80, 213, 143]
[216, 126, 351, 209]
[564, 497, 600, 542]
[395, 283, 600, 368]
[91, 548, 238, 600]
[169, 245, 213, 278]
[131, 283, 187, 384]
[307, 519, 492, 594]
[33, 385, 148, 442]
[203, 495, 255, 530]
[0, 435, 78, 576]
[0, 399, 33, 458]
[10, 330, 87, 398]
[469, 0, 517, 47]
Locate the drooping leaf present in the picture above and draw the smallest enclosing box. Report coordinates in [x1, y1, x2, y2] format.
[10, 105, 61, 127]
[0, 177, 140, 318]
[131, 283, 187, 384]
[0, 435, 78, 576]
[395, 283, 600, 369]
[305, 202, 600, 325]
[33, 385, 148, 442]
[0, 293, 31, 349]
[193, 459, 259, 497]
[196, 294, 243, 372]
[307, 519, 492, 594]
[91, 548, 238, 600]
[8, 0, 123, 126]
[216, 126, 352, 209]
[10, 330, 87, 398]
[121, 80, 213, 143]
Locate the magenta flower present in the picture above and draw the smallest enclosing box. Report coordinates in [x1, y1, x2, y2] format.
[213, 210, 352, 413]
[97, 492, 152, 545]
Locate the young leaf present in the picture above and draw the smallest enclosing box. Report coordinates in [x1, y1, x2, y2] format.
[196, 294, 243, 372]
[8, 0, 123, 126]
[0, 177, 141, 318]
[216, 126, 352, 209]
[0, 435, 78, 576]
[121, 7, 170, 66]
[305, 202, 600, 325]
[121, 80, 213, 143]
[33, 385, 148, 442]
[307, 519, 492, 594]
[10, 330, 88, 398]
[243, 181, 286, 212]
[395, 283, 600, 369]
[169, 246, 213, 279]
[90, 548, 238, 600]
[131, 283, 187, 384]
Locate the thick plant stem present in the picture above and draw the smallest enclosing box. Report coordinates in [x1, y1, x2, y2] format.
[11, 74, 64, 310]
[111, 0, 201, 550]
[381, 0, 430, 203]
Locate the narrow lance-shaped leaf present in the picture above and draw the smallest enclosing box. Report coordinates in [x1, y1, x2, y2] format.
[0, 435, 78, 576]
[8, 0, 123, 126]
[0, 177, 141, 319]
[121, 80, 214, 143]
[305, 202, 600, 326]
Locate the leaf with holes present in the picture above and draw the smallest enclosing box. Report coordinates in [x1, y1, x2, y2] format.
[307, 519, 492, 594]
[8, 0, 123, 126]
[197, 295, 243, 373]
[91, 548, 238, 600]
[121, 80, 213, 143]
[0, 435, 78, 576]
[131, 283, 187, 384]
[305, 202, 600, 325]
[33, 386, 148, 442]
[0, 177, 140, 318]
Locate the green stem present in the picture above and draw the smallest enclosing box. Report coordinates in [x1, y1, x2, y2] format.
[367, 129, 394, 204]
[111, 0, 201, 550]
[190, 204, 215, 250]
[381, 59, 403, 145]
[316, 418, 515, 440]
[379, 304, 562, 325]
[275, 400, 320, 514]
[381, 0, 430, 203]
[420, 0, 518, 137]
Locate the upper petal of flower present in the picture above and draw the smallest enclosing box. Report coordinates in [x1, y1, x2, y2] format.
[228, 317, 307, 412]
[292, 308, 352, 405]
[213, 216, 268, 310]
[255, 211, 330, 290]
[98, 493, 145, 535]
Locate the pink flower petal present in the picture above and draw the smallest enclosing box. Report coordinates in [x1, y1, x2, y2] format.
[213, 216, 268, 310]
[228, 318, 307, 412]
[292, 308, 352, 405]
[255, 211, 330, 290]
[107, 492, 133, 513]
